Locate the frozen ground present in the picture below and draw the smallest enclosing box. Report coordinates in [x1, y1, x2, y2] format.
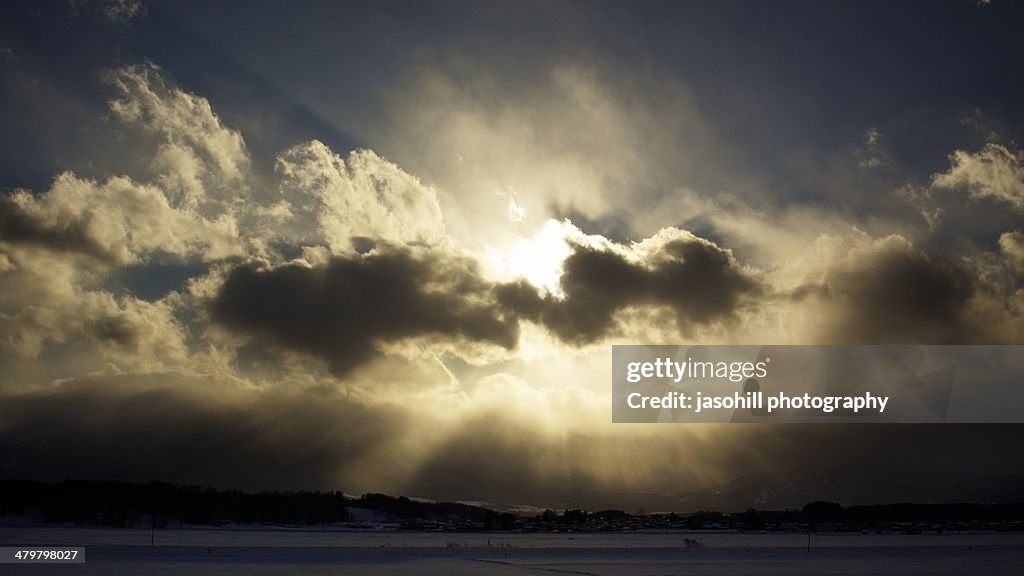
[2, 529, 1023, 575]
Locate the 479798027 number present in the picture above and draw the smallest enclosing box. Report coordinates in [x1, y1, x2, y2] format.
[2, 547, 85, 563]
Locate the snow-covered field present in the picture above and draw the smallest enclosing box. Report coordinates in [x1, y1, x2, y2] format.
[2, 529, 1023, 575]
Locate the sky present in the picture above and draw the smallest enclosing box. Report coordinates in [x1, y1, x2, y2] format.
[2, 0, 1024, 511]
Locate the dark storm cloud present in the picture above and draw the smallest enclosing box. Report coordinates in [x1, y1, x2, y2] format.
[211, 237, 760, 367]
[209, 247, 522, 374]
[818, 241, 978, 343]
[405, 414, 1024, 511]
[0, 375, 400, 491]
[4, 376, 1023, 510]
[0, 195, 114, 261]
[499, 238, 761, 344]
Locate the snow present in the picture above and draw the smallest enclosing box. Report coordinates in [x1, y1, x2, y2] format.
[1, 529, 1022, 575]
